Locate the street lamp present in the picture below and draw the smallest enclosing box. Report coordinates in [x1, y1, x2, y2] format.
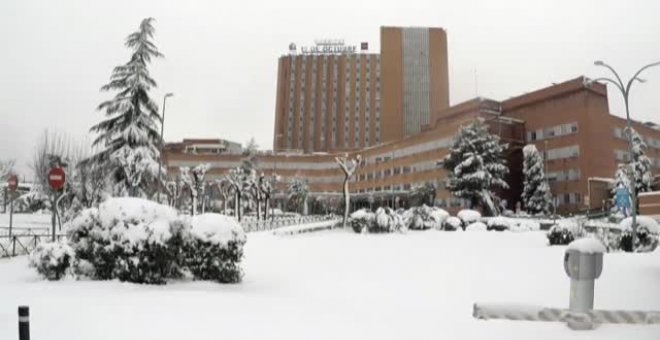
[158, 92, 174, 203]
[589, 60, 660, 248]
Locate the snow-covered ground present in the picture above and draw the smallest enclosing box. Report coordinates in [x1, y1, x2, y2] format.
[1, 230, 659, 339]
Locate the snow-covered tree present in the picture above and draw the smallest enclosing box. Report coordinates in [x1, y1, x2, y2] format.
[226, 167, 254, 221]
[410, 182, 437, 206]
[88, 18, 163, 197]
[443, 119, 508, 216]
[335, 154, 361, 228]
[258, 173, 278, 220]
[624, 127, 653, 194]
[287, 179, 309, 215]
[241, 138, 259, 173]
[0, 159, 13, 180]
[179, 164, 210, 215]
[521, 144, 552, 215]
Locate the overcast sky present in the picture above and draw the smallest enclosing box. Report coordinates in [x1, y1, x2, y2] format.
[1, 0, 659, 177]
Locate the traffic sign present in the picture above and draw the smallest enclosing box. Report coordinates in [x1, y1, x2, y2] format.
[48, 167, 66, 190]
[7, 174, 18, 192]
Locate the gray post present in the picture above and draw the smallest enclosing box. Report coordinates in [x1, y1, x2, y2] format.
[18, 306, 29, 340]
[51, 193, 56, 242]
[9, 192, 14, 239]
[563, 243, 604, 330]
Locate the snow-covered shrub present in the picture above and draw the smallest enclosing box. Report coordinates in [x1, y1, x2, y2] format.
[66, 197, 187, 284]
[183, 214, 246, 283]
[350, 209, 375, 233]
[457, 209, 481, 225]
[404, 205, 449, 230]
[373, 207, 406, 233]
[487, 217, 512, 231]
[510, 219, 541, 232]
[617, 216, 659, 252]
[29, 242, 75, 280]
[466, 222, 487, 232]
[443, 217, 463, 231]
[547, 225, 575, 245]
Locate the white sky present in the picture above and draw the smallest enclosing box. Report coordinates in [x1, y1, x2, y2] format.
[1, 0, 659, 177]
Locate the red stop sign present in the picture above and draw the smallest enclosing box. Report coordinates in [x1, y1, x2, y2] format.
[7, 174, 18, 192]
[48, 167, 66, 190]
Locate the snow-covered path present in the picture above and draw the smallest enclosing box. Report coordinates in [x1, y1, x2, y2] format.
[1, 230, 659, 339]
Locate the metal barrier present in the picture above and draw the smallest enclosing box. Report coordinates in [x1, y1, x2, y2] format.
[240, 215, 337, 233]
[0, 234, 66, 258]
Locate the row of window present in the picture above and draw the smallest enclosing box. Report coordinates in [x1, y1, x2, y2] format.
[614, 150, 660, 168]
[547, 169, 580, 182]
[545, 145, 580, 161]
[613, 127, 660, 149]
[526, 122, 578, 142]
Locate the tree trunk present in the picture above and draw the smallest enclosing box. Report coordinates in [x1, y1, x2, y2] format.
[191, 193, 196, 216]
[342, 177, 350, 228]
[237, 194, 242, 221]
[234, 192, 239, 220]
[264, 196, 270, 220]
[256, 196, 262, 221]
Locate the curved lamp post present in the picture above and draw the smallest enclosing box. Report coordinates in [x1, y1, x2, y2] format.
[158, 93, 174, 203]
[588, 61, 660, 247]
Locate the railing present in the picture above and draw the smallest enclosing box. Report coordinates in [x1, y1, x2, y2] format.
[240, 215, 338, 233]
[0, 234, 66, 258]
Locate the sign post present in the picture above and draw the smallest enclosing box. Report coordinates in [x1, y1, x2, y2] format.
[7, 174, 18, 239]
[47, 168, 66, 242]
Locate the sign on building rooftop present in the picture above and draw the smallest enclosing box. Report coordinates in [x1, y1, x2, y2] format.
[296, 39, 357, 55]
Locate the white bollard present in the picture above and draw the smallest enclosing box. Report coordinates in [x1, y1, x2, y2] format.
[563, 238, 605, 330]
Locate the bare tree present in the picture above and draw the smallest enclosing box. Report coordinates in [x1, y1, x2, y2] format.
[259, 173, 278, 220]
[335, 154, 362, 228]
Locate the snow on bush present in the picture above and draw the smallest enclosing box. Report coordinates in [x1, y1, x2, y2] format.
[373, 207, 406, 233]
[183, 214, 246, 283]
[350, 209, 375, 233]
[66, 198, 189, 284]
[403, 205, 449, 230]
[487, 217, 512, 231]
[443, 217, 463, 231]
[547, 218, 581, 246]
[457, 209, 481, 225]
[617, 216, 660, 234]
[29, 242, 75, 280]
[617, 216, 659, 252]
[465, 221, 487, 232]
[510, 219, 541, 232]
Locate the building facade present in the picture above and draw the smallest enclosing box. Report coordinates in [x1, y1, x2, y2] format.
[165, 26, 660, 215]
[166, 77, 660, 215]
[273, 27, 449, 153]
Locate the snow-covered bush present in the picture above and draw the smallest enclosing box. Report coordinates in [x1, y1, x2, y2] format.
[466, 221, 487, 232]
[350, 209, 375, 233]
[457, 209, 481, 225]
[66, 198, 187, 284]
[403, 205, 449, 230]
[547, 225, 575, 245]
[443, 217, 463, 231]
[618, 216, 659, 252]
[510, 219, 541, 233]
[29, 242, 75, 280]
[487, 217, 512, 231]
[373, 207, 406, 233]
[183, 214, 246, 283]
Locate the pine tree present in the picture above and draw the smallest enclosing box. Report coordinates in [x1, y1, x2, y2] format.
[89, 18, 163, 197]
[521, 144, 551, 215]
[625, 127, 653, 194]
[443, 119, 508, 215]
